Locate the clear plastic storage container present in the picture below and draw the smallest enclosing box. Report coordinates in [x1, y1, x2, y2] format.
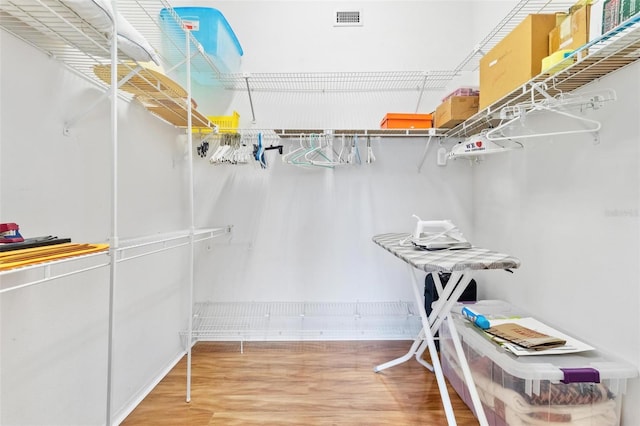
[440, 300, 637, 426]
[159, 7, 243, 83]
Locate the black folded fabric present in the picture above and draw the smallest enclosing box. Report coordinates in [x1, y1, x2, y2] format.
[0, 236, 71, 252]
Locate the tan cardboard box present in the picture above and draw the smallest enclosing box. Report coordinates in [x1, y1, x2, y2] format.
[435, 96, 479, 129]
[479, 14, 557, 110]
[549, 4, 591, 60]
[553, 4, 590, 52]
[549, 11, 569, 53]
[549, 26, 561, 54]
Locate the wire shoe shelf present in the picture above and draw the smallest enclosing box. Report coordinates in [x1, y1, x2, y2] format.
[185, 301, 423, 342]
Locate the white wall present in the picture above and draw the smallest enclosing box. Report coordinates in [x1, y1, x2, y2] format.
[187, 0, 487, 306]
[3, 0, 639, 425]
[0, 31, 193, 424]
[471, 62, 640, 423]
[176, 0, 487, 128]
[193, 137, 473, 304]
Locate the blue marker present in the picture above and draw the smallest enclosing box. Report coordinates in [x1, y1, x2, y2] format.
[461, 307, 491, 330]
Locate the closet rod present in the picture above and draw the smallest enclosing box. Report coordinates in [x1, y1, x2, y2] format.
[241, 129, 446, 138]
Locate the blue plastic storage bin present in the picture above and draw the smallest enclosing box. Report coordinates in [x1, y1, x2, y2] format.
[159, 7, 243, 84]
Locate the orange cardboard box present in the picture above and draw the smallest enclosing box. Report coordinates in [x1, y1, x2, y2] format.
[380, 113, 433, 129]
[479, 14, 557, 110]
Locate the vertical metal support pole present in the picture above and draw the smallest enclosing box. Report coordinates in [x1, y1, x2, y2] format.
[415, 71, 428, 113]
[106, 1, 119, 424]
[244, 73, 256, 123]
[185, 28, 195, 404]
[417, 135, 433, 173]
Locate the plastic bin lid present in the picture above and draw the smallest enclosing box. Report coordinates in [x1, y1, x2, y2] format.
[160, 7, 243, 56]
[446, 300, 638, 382]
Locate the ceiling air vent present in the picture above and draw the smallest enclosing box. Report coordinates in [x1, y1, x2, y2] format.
[335, 10, 362, 27]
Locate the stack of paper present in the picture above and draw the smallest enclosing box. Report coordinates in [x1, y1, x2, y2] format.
[482, 317, 594, 356]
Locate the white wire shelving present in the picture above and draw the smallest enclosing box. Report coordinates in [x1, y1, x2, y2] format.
[0, 0, 219, 129]
[0, 249, 110, 294]
[2, 0, 610, 135]
[0, 1, 232, 421]
[194, 128, 447, 140]
[0, 227, 231, 295]
[452, 0, 577, 74]
[115, 226, 232, 263]
[186, 301, 423, 344]
[218, 70, 458, 93]
[444, 14, 640, 140]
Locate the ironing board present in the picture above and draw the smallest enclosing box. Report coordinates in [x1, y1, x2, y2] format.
[372, 233, 520, 426]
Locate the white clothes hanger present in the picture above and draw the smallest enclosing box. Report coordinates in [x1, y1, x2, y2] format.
[306, 134, 339, 168]
[282, 134, 334, 168]
[485, 106, 602, 142]
[486, 86, 614, 143]
[282, 135, 309, 164]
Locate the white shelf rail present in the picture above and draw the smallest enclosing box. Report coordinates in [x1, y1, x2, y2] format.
[0, 251, 110, 294]
[115, 227, 232, 263]
[194, 128, 447, 139]
[0, 227, 231, 295]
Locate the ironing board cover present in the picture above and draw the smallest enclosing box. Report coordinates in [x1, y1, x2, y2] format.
[373, 233, 520, 272]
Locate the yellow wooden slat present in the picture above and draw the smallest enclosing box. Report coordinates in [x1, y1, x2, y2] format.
[0, 243, 109, 271]
[93, 64, 187, 98]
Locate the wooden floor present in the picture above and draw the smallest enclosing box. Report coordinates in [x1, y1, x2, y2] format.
[122, 341, 479, 425]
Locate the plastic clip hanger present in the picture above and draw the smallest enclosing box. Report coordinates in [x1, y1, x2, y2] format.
[366, 136, 376, 163]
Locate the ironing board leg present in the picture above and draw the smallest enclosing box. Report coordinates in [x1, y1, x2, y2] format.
[415, 340, 435, 371]
[374, 266, 484, 425]
[408, 264, 457, 425]
[373, 329, 425, 372]
[445, 314, 489, 426]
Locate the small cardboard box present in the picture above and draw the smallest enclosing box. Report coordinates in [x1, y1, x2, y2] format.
[549, 4, 591, 53]
[549, 26, 560, 54]
[479, 14, 557, 110]
[434, 96, 479, 129]
[548, 11, 569, 52]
